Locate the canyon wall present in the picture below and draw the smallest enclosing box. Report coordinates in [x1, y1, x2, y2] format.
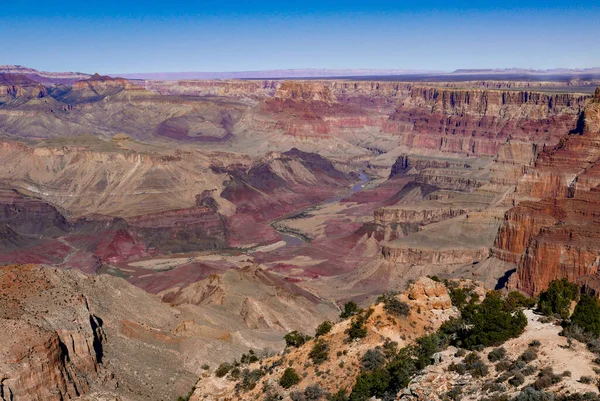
[494, 88, 600, 295]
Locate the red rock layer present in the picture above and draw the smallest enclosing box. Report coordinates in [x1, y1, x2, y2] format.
[494, 88, 600, 295]
[384, 88, 587, 156]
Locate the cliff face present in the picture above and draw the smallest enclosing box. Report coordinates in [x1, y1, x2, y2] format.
[494, 87, 600, 295]
[385, 87, 587, 156]
[0, 73, 48, 104]
[0, 265, 104, 400]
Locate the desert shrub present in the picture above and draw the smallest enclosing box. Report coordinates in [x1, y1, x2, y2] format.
[284, 331, 311, 348]
[571, 294, 600, 336]
[445, 386, 463, 401]
[361, 348, 386, 371]
[349, 368, 391, 401]
[309, 340, 330, 364]
[537, 278, 580, 319]
[496, 372, 512, 383]
[579, 376, 594, 384]
[488, 347, 508, 362]
[293, 385, 325, 401]
[471, 361, 490, 378]
[215, 362, 232, 377]
[455, 348, 467, 357]
[377, 293, 410, 317]
[519, 348, 538, 363]
[340, 301, 359, 318]
[496, 359, 512, 372]
[382, 338, 398, 358]
[201, 364, 210, 370]
[279, 367, 301, 389]
[509, 373, 526, 387]
[346, 315, 368, 340]
[316, 321, 333, 337]
[448, 362, 467, 375]
[522, 365, 537, 376]
[265, 390, 283, 401]
[238, 368, 264, 391]
[414, 332, 447, 369]
[513, 387, 555, 401]
[529, 340, 541, 347]
[240, 349, 259, 364]
[229, 366, 241, 380]
[506, 291, 536, 310]
[462, 291, 527, 349]
[326, 388, 349, 401]
[304, 384, 325, 400]
[532, 368, 562, 390]
[449, 287, 469, 310]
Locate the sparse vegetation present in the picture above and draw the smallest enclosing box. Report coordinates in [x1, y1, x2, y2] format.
[279, 367, 301, 389]
[488, 347, 507, 362]
[309, 340, 330, 364]
[315, 320, 333, 337]
[340, 301, 359, 319]
[215, 362, 233, 378]
[361, 348, 386, 371]
[377, 292, 410, 317]
[285, 331, 312, 348]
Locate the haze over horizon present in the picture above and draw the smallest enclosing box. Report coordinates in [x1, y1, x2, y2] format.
[2, 0, 599, 74]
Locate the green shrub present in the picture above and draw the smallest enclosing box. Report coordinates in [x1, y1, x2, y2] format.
[414, 332, 446, 369]
[346, 316, 368, 340]
[239, 368, 264, 391]
[215, 362, 232, 377]
[240, 349, 259, 364]
[509, 372, 526, 387]
[309, 340, 330, 364]
[361, 348, 386, 371]
[349, 369, 391, 401]
[316, 320, 333, 337]
[519, 348, 538, 363]
[506, 291, 536, 310]
[579, 376, 594, 384]
[571, 294, 600, 336]
[377, 293, 410, 317]
[533, 367, 562, 390]
[284, 331, 312, 348]
[279, 367, 301, 389]
[462, 291, 527, 349]
[537, 278, 580, 319]
[488, 347, 507, 362]
[326, 388, 349, 401]
[340, 301, 359, 318]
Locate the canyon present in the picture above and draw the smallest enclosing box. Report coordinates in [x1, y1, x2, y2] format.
[1, 66, 600, 400]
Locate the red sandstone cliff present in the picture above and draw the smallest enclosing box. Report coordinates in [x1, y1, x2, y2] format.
[494, 87, 600, 295]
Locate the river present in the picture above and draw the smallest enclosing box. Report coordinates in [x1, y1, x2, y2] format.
[274, 171, 371, 247]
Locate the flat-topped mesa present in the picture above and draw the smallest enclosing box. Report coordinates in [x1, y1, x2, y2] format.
[72, 73, 143, 92]
[0, 73, 48, 102]
[274, 80, 336, 102]
[146, 79, 280, 97]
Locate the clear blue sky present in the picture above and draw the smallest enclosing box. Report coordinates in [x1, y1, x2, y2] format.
[2, 0, 599, 73]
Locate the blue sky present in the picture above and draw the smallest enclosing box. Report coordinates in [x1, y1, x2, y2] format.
[1, 0, 599, 73]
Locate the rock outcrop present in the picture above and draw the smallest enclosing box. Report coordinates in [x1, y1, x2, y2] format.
[0, 265, 104, 400]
